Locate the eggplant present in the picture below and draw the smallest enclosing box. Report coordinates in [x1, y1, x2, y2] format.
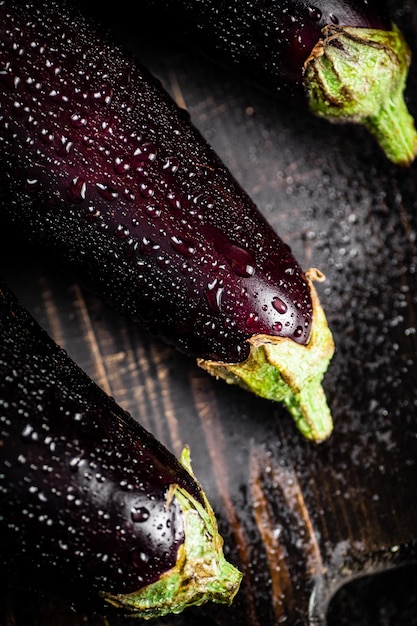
[0, 0, 334, 441]
[0, 280, 242, 618]
[133, 0, 417, 166]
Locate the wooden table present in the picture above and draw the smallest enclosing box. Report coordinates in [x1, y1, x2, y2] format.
[1, 2, 417, 624]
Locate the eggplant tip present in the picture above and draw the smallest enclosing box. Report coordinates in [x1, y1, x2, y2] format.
[103, 449, 243, 618]
[198, 274, 335, 443]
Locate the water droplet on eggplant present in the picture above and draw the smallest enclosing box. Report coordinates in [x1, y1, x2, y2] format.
[67, 176, 87, 203]
[131, 506, 150, 523]
[245, 312, 260, 332]
[205, 279, 224, 313]
[69, 112, 88, 128]
[272, 296, 288, 314]
[170, 235, 196, 257]
[113, 155, 130, 175]
[95, 181, 118, 201]
[307, 5, 322, 21]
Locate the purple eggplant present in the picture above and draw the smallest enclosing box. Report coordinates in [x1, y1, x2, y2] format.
[0, 0, 334, 441]
[0, 280, 242, 617]
[134, 0, 417, 166]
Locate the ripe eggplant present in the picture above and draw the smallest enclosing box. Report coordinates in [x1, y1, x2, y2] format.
[0, 280, 242, 618]
[134, 0, 417, 166]
[0, 0, 334, 441]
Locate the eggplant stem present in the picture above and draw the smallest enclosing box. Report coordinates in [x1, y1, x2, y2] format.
[103, 447, 242, 618]
[198, 270, 335, 443]
[304, 24, 417, 167]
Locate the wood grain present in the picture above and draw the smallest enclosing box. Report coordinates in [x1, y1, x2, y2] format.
[1, 1, 417, 624]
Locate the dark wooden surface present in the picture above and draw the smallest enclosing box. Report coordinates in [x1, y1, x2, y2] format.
[1, 2, 417, 625]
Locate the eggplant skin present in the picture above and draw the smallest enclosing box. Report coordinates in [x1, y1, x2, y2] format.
[0, 0, 335, 441]
[132, 0, 417, 167]
[0, 280, 204, 608]
[126, 0, 391, 98]
[0, 0, 315, 365]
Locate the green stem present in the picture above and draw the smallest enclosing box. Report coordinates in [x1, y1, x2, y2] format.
[365, 91, 416, 167]
[198, 269, 335, 443]
[304, 24, 417, 167]
[103, 447, 242, 619]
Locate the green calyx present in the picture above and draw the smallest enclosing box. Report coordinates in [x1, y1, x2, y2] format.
[198, 269, 335, 443]
[304, 24, 417, 167]
[103, 447, 242, 619]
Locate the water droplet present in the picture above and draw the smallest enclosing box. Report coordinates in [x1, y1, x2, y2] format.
[119, 188, 134, 202]
[272, 321, 283, 333]
[131, 550, 149, 568]
[170, 235, 196, 257]
[100, 119, 113, 134]
[115, 223, 130, 239]
[67, 176, 87, 203]
[48, 89, 69, 104]
[39, 128, 55, 144]
[217, 239, 255, 277]
[178, 262, 191, 276]
[205, 279, 224, 314]
[131, 506, 150, 523]
[272, 297, 288, 314]
[245, 312, 260, 332]
[90, 84, 113, 105]
[131, 141, 157, 166]
[281, 8, 296, 25]
[162, 156, 179, 173]
[70, 112, 88, 128]
[307, 5, 322, 21]
[113, 155, 130, 175]
[97, 144, 110, 158]
[167, 190, 183, 210]
[82, 134, 94, 147]
[86, 206, 101, 222]
[25, 176, 40, 193]
[294, 326, 303, 338]
[12, 99, 26, 116]
[145, 204, 161, 219]
[29, 40, 45, 54]
[0, 62, 20, 89]
[95, 182, 118, 201]
[140, 237, 160, 255]
[73, 85, 90, 102]
[21, 424, 38, 441]
[56, 135, 73, 156]
[329, 13, 339, 24]
[25, 76, 42, 92]
[156, 255, 170, 268]
[139, 181, 155, 199]
[69, 454, 84, 471]
[192, 192, 215, 210]
[45, 59, 62, 76]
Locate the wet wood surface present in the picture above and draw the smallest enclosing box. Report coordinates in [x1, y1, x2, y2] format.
[1, 2, 417, 625]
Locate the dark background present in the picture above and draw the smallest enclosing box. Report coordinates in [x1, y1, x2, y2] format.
[1, 1, 417, 625]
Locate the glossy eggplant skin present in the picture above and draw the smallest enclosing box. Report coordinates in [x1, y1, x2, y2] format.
[0, 0, 335, 441]
[133, 0, 416, 166]
[0, 280, 194, 600]
[0, 0, 313, 364]
[135, 0, 389, 98]
[0, 282, 242, 615]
